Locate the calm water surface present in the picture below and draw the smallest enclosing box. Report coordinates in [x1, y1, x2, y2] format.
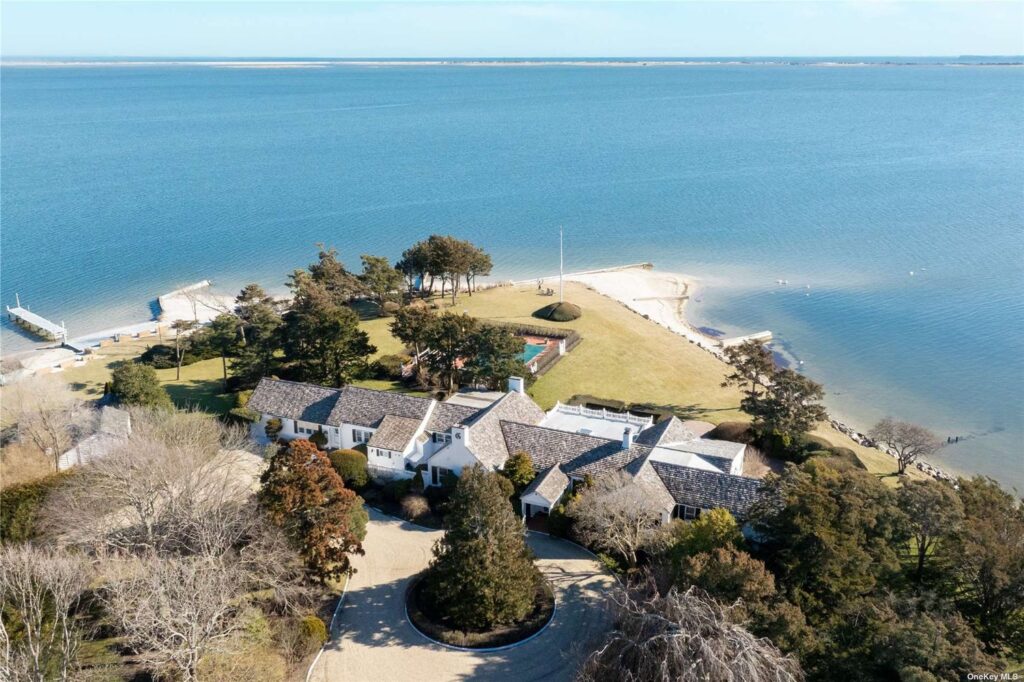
[2, 64, 1021, 486]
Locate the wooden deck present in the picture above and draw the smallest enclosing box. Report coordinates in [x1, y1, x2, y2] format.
[6, 295, 68, 342]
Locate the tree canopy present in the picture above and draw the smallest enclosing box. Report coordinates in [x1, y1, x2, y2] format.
[110, 362, 172, 409]
[259, 439, 367, 582]
[422, 466, 540, 630]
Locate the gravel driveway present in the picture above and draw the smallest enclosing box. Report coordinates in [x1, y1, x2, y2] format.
[309, 508, 614, 682]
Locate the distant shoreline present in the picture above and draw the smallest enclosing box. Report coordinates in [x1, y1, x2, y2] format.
[3, 59, 1022, 69]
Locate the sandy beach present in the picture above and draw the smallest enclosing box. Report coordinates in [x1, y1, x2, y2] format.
[566, 267, 724, 353]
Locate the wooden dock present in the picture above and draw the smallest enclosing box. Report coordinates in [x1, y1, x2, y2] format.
[6, 294, 68, 343]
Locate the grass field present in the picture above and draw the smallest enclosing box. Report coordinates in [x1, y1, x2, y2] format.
[58, 282, 909, 479]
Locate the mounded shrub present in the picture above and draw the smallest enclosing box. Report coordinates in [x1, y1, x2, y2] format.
[329, 449, 369, 490]
[373, 353, 413, 380]
[264, 418, 283, 441]
[0, 471, 72, 543]
[299, 615, 328, 648]
[401, 493, 431, 521]
[309, 429, 328, 449]
[382, 300, 402, 316]
[705, 421, 756, 444]
[382, 478, 412, 503]
[533, 301, 582, 322]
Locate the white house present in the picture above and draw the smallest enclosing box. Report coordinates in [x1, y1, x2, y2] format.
[58, 406, 132, 470]
[247, 376, 763, 521]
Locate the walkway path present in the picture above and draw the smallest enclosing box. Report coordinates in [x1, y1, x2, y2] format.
[309, 509, 614, 682]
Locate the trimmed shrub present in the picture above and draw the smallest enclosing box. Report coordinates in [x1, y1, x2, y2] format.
[401, 494, 430, 521]
[546, 501, 574, 539]
[300, 615, 328, 648]
[705, 421, 756, 444]
[329, 449, 369, 490]
[382, 478, 412, 504]
[373, 353, 413, 380]
[264, 418, 283, 441]
[309, 429, 328, 449]
[533, 301, 582, 322]
[382, 300, 402, 316]
[411, 468, 425, 492]
[235, 390, 253, 408]
[0, 471, 72, 544]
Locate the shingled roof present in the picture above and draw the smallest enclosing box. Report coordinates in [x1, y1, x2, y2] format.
[500, 421, 652, 477]
[649, 460, 764, 518]
[462, 391, 546, 468]
[368, 415, 424, 452]
[247, 378, 340, 424]
[635, 416, 695, 446]
[521, 465, 570, 505]
[426, 401, 481, 434]
[328, 386, 432, 428]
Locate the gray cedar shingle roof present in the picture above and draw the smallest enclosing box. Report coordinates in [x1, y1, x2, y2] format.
[426, 402, 481, 434]
[328, 385, 433, 428]
[649, 460, 764, 518]
[500, 421, 653, 478]
[98, 406, 132, 438]
[247, 378, 340, 424]
[521, 465, 570, 505]
[463, 391, 546, 468]
[635, 416, 695, 446]
[368, 415, 424, 452]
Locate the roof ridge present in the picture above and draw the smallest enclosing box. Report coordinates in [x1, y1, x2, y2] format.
[498, 418, 619, 445]
[649, 458, 760, 483]
[258, 376, 341, 392]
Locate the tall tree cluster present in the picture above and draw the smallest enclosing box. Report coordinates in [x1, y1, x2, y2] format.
[390, 308, 527, 392]
[722, 340, 827, 445]
[396, 235, 492, 303]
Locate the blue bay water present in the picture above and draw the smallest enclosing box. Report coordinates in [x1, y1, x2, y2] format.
[2, 64, 1022, 487]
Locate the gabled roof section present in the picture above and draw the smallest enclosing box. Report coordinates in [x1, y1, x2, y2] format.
[649, 460, 764, 518]
[463, 391, 546, 468]
[499, 421, 652, 478]
[521, 465, 570, 505]
[98, 406, 132, 438]
[368, 415, 424, 452]
[635, 416, 695, 446]
[426, 402, 481, 434]
[328, 385, 433, 428]
[248, 378, 340, 425]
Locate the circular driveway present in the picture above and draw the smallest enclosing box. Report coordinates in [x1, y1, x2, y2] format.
[309, 508, 614, 682]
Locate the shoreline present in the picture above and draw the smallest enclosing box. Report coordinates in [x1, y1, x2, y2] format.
[557, 266, 958, 484]
[0, 265, 960, 484]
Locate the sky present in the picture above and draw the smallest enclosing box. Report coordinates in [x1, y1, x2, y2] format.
[2, 1, 1022, 59]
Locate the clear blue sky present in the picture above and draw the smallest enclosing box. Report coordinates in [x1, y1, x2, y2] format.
[3, 1, 1022, 58]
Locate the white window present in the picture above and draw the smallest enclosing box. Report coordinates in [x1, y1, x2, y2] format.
[295, 421, 315, 435]
[432, 432, 452, 445]
[352, 429, 372, 444]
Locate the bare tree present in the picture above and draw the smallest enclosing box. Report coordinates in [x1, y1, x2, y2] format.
[869, 417, 942, 475]
[1, 375, 92, 472]
[577, 582, 803, 682]
[170, 319, 198, 381]
[45, 408, 258, 555]
[0, 545, 91, 682]
[102, 554, 245, 682]
[568, 471, 665, 568]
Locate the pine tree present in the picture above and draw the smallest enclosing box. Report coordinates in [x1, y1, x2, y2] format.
[422, 466, 540, 629]
[502, 451, 536, 493]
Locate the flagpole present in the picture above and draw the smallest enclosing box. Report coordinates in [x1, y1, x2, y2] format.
[559, 226, 564, 303]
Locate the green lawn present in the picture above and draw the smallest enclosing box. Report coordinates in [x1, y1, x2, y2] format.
[60, 284, 909, 478]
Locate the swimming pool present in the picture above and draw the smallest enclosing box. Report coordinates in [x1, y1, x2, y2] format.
[521, 343, 547, 363]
